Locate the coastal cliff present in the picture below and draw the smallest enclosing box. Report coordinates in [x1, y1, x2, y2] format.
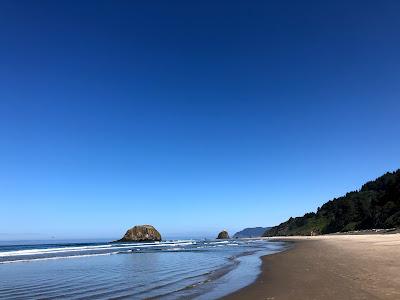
[264, 169, 400, 236]
[233, 227, 271, 238]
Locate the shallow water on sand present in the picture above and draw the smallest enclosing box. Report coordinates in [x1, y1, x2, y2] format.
[0, 239, 286, 299]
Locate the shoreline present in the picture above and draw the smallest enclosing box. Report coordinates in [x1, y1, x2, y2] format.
[222, 234, 400, 300]
[195, 240, 289, 300]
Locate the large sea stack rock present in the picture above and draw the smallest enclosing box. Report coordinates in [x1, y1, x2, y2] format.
[116, 225, 162, 242]
[216, 230, 230, 239]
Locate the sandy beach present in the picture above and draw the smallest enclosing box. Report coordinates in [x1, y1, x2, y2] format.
[223, 234, 400, 300]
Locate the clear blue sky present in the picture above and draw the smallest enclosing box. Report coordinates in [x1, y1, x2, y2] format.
[1, 0, 399, 240]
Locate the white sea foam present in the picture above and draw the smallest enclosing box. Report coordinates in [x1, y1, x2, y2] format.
[0, 252, 119, 264]
[208, 241, 229, 245]
[0, 240, 196, 258]
[0, 244, 113, 257]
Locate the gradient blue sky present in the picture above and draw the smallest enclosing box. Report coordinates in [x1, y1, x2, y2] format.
[1, 0, 399, 240]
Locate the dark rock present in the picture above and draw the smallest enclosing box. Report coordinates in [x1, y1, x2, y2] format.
[115, 225, 162, 242]
[216, 230, 230, 239]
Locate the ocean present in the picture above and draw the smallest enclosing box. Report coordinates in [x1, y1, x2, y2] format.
[0, 239, 287, 299]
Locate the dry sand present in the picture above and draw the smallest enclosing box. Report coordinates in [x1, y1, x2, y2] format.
[223, 234, 400, 300]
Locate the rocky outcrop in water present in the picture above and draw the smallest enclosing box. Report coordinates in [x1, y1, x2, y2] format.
[216, 230, 230, 239]
[115, 225, 162, 242]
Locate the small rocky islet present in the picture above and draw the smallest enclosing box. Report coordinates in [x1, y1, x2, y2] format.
[114, 225, 162, 242]
[216, 230, 230, 239]
[114, 225, 231, 242]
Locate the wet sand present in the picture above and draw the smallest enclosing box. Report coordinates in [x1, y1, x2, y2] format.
[223, 234, 400, 300]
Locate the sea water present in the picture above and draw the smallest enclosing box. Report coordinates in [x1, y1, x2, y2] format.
[0, 239, 286, 299]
